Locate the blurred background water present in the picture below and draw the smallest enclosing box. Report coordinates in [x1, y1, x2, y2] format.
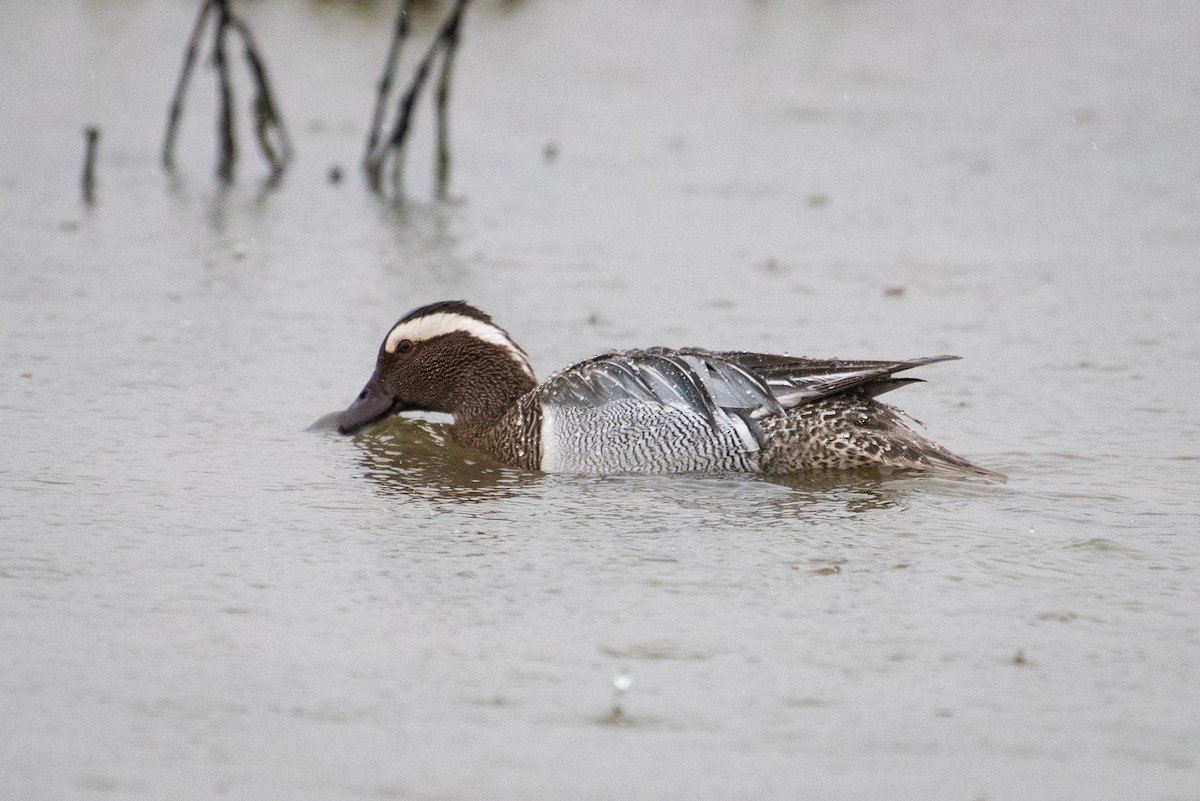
[1, 1, 1198, 798]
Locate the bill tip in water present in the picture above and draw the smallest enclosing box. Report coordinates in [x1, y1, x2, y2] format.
[305, 410, 343, 433]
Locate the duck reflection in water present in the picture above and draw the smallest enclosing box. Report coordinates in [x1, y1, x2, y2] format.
[313, 411, 539, 503]
[313, 409, 920, 515]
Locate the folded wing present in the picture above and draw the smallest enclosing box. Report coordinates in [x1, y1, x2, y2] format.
[543, 348, 957, 420]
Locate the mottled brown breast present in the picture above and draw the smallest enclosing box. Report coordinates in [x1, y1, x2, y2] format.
[457, 392, 543, 471]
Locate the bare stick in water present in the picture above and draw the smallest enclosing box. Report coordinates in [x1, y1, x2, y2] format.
[162, 0, 216, 170]
[384, 31, 437, 192]
[229, 14, 293, 175]
[364, 0, 471, 195]
[161, 0, 291, 181]
[433, 5, 465, 198]
[364, 0, 413, 179]
[81, 126, 100, 205]
[212, 0, 237, 182]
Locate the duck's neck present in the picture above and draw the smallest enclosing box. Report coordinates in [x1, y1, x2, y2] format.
[448, 352, 538, 440]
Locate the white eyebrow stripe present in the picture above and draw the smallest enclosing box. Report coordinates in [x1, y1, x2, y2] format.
[384, 312, 535, 378]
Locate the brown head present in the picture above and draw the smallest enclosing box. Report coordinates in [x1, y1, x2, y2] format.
[338, 301, 538, 436]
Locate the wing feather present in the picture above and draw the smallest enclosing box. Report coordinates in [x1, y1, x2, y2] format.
[541, 349, 958, 419]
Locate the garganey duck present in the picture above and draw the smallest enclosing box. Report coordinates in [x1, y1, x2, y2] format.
[338, 301, 1000, 478]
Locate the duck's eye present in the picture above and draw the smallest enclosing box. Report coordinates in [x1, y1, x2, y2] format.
[396, 338, 414, 354]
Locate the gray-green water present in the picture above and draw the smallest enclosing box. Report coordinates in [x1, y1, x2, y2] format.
[2, 1, 1198, 798]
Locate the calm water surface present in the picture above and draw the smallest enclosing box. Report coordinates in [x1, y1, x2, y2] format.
[2, 1, 1198, 799]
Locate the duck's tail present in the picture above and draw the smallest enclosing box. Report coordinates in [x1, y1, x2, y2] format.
[759, 396, 1005, 481]
[857, 401, 1006, 480]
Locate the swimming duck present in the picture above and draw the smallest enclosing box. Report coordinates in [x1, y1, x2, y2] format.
[338, 300, 1000, 478]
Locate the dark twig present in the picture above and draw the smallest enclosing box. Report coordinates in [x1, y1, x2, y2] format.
[81, 126, 100, 205]
[433, 7, 465, 198]
[229, 15, 293, 175]
[364, 0, 413, 169]
[162, 0, 291, 181]
[162, 0, 216, 170]
[364, 0, 471, 195]
[384, 33, 438, 192]
[212, 0, 237, 182]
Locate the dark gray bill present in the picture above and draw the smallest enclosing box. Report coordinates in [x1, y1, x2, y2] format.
[337, 377, 397, 434]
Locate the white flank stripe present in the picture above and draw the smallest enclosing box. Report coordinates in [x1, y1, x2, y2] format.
[384, 311, 535, 378]
[539, 405, 560, 472]
[727, 414, 761, 453]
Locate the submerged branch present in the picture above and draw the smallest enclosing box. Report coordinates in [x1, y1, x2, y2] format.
[365, 0, 471, 195]
[161, 0, 291, 181]
[433, 5, 465, 198]
[162, 0, 215, 170]
[365, 0, 413, 171]
[81, 126, 100, 205]
[383, 31, 437, 192]
[229, 15, 293, 175]
[212, 0, 237, 183]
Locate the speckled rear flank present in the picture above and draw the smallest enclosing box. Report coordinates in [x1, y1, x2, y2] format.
[756, 393, 994, 476]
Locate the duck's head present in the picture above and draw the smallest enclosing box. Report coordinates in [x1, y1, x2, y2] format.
[338, 301, 537, 435]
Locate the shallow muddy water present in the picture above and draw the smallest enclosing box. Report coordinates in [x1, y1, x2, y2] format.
[2, 1, 1199, 799]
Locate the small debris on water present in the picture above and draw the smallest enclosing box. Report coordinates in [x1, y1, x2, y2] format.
[597, 705, 628, 726]
[1012, 649, 1028, 666]
[327, 164, 344, 184]
[884, 286, 906, 298]
[597, 671, 634, 726]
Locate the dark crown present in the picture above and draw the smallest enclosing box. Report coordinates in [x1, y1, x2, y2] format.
[397, 300, 495, 327]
